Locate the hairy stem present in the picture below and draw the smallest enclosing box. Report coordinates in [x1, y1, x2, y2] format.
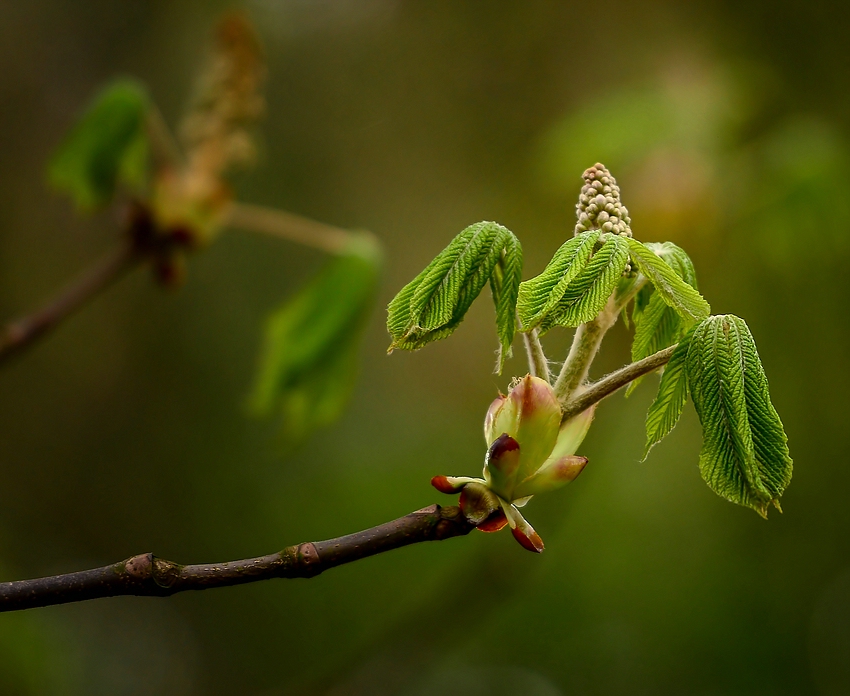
[553, 297, 619, 402]
[0, 504, 473, 612]
[0, 239, 141, 367]
[560, 344, 676, 423]
[225, 202, 370, 255]
[522, 329, 550, 383]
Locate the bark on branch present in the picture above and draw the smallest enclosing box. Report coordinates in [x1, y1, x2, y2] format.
[0, 504, 474, 612]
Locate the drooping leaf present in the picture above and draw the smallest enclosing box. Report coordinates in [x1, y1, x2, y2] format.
[539, 234, 630, 331]
[632, 292, 683, 362]
[386, 221, 522, 372]
[624, 291, 676, 397]
[686, 315, 792, 517]
[627, 238, 710, 322]
[646, 242, 698, 288]
[489, 232, 523, 372]
[250, 233, 381, 444]
[625, 242, 700, 396]
[631, 283, 653, 325]
[643, 329, 693, 458]
[48, 79, 150, 211]
[631, 244, 699, 361]
[517, 231, 599, 331]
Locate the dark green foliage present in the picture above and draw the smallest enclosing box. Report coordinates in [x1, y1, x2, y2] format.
[48, 80, 150, 210]
[686, 315, 792, 517]
[250, 234, 382, 443]
[386, 221, 522, 373]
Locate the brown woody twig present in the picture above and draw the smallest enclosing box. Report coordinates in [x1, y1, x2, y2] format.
[0, 504, 474, 612]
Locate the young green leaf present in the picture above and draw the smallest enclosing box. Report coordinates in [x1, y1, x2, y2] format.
[250, 234, 381, 444]
[646, 242, 698, 287]
[626, 238, 710, 322]
[538, 234, 630, 331]
[643, 329, 692, 458]
[625, 242, 699, 396]
[48, 79, 150, 211]
[517, 231, 599, 331]
[386, 221, 522, 372]
[489, 232, 523, 372]
[631, 243, 699, 359]
[632, 292, 683, 362]
[686, 315, 792, 517]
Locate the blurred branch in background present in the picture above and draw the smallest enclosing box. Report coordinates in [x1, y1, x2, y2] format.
[226, 201, 362, 255]
[0, 12, 382, 446]
[0, 238, 139, 366]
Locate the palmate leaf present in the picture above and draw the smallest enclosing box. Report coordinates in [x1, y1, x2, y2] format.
[48, 79, 150, 211]
[519, 233, 629, 334]
[386, 221, 522, 373]
[687, 315, 792, 517]
[626, 238, 710, 322]
[250, 234, 381, 444]
[643, 328, 693, 458]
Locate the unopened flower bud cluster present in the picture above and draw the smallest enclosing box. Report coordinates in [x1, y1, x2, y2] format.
[574, 163, 632, 237]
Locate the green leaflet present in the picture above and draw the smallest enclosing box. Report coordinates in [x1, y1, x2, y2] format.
[625, 243, 699, 397]
[647, 242, 698, 288]
[631, 244, 694, 354]
[686, 315, 792, 517]
[627, 238, 710, 322]
[541, 234, 630, 331]
[386, 221, 522, 373]
[489, 232, 524, 372]
[632, 292, 683, 362]
[518, 233, 629, 334]
[250, 234, 381, 444]
[517, 231, 599, 330]
[48, 79, 150, 211]
[643, 330, 692, 458]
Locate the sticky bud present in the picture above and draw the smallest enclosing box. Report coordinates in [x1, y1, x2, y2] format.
[512, 526, 545, 553]
[459, 482, 501, 526]
[431, 476, 463, 494]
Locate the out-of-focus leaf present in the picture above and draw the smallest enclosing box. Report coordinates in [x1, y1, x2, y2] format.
[386, 221, 522, 373]
[687, 315, 792, 517]
[250, 233, 381, 444]
[48, 79, 150, 211]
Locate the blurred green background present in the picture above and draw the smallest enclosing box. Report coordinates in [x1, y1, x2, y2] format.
[1, 1, 849, 694]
